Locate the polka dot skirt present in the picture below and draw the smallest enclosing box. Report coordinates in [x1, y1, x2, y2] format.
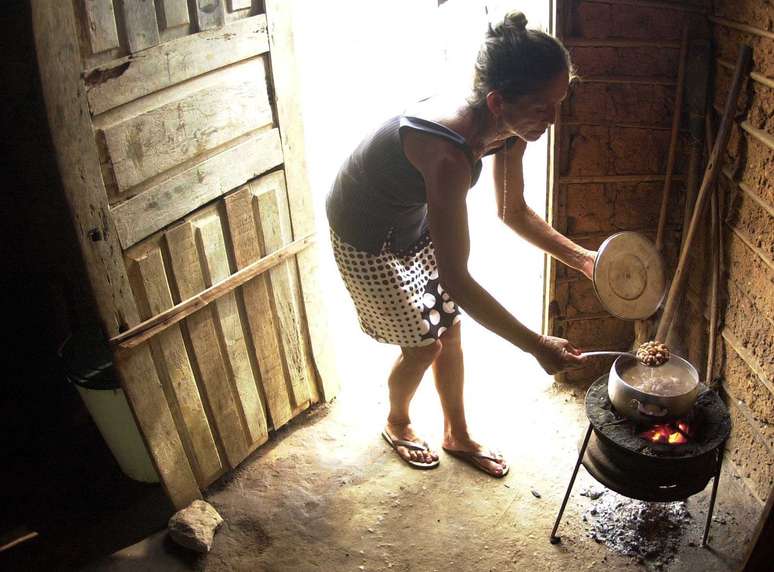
[331, 228, 462, 347]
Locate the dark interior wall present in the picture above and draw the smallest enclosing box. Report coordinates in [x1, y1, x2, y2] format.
[550, 0, 707, 384]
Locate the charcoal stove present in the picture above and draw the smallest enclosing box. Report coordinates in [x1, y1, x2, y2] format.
[549, 375, 731, 546]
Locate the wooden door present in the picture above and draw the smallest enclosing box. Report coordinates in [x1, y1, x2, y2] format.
[32, 0, 337, 508]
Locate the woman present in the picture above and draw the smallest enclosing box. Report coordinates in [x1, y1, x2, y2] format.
[326, 12, 595, 477]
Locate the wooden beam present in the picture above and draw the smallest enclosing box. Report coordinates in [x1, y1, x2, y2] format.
[717, 58, 774, 89]
[726, 223, 774, 273]
[579, 76, 676, 86]
[564, 38, 681, 49]
[741, 121, 774, 152]
[561, 121, 677, 131]
[722, 327, 774, 398]
[709, 15, 774, 41]
[711, 103, 774, 152]
[581, 0, 706, 14]
[558, 174, 685, 184]
[111, 233, 316, 350]
[720, 384, 774, 455]
[721, 167, 774, 219]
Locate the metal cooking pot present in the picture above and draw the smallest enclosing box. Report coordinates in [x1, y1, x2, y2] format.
[607, 354, 700, 423]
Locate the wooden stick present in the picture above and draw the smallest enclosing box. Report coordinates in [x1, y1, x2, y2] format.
[580, 76, 676, 86]
[656, 27, 689, 252]
[711, 102, 774, 152]
[564, 38, 681, 49]
[581, 0, 706, 14]
[709, 15, 774, 41]
[656, 45, 752, 342]
[558, 174, 685, 184]
[0, 530, 39, 553]
[110, 233, 315, 350]
[706, 107, 719, 386]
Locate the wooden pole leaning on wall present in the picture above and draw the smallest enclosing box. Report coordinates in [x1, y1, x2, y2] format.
[634, 27, 688, 347]
[655, 45, 752, 343]
[655, 27, 689, 252]
[705, 110, 719, 387]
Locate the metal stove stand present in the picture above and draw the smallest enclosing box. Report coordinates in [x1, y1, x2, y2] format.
[549, 422, 725, 546]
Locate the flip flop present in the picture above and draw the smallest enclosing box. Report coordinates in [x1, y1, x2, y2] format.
[442, 447, 509, 478]
[381, 430, 440, 470]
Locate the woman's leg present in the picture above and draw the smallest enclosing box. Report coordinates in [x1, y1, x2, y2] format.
[433, 322, 507, 476]
[384, 341, 442, 465]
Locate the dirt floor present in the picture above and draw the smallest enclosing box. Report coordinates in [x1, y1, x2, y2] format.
[85, 315, 763, 572]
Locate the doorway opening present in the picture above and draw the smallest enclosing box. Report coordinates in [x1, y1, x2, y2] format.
[293, 0, 555, 439]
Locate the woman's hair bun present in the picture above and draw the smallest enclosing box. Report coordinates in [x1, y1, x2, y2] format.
[504, 11, 528, 33]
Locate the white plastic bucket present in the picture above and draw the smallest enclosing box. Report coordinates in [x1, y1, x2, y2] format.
[60, 331, 159, 483]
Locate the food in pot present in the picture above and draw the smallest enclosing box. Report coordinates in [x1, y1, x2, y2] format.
[621, 360, 695, 396]
[636, 340, 670, 367]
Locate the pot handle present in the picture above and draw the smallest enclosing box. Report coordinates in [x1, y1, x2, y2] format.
[631, 399, 669, 418]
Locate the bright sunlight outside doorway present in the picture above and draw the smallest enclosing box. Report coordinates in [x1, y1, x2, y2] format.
[293, 1, 557, 444]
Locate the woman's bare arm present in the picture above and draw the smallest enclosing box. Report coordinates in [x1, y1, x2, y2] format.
[493, 140, 595, 279]
[401, 131, 586, 374]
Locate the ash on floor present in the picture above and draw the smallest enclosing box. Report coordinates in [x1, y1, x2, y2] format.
[581, 487, 692, 568]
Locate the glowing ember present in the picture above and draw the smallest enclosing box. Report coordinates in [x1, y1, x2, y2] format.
[640, 420, 692, 445]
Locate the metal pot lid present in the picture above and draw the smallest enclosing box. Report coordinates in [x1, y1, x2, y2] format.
[593, 231, 666, 320]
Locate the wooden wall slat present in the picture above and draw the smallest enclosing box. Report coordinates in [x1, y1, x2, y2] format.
[252, 173, 314, 409]
[224, 186, 294, 428]
[194, 0, 226, 32]
[133, 248, 223, 484]
[86, 15, 269, 116]
[194, 216, 269, 445]
[166, 221, 248, 468]
[83, 0, 120, 54]
[160, 0, 191, 29]
[121, 0, 161, 53]
[110, 128, 283, 248]
[100, 58, 272, 192]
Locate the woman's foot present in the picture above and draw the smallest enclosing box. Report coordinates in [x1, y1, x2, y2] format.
[383, 423, 439, 467]
[442, 434, 507, 477]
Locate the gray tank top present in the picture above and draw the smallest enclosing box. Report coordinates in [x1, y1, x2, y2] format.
[326, 114, 513, 253]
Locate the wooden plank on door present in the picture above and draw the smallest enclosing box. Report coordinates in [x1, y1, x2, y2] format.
[121, 0, 160, 53]
[83, 0, 120, 54]
[252, 172, 314, 409]
[194, 216, 269, 445]
[230, 0, 252, 10]
[265, 0, 339, 400]
[134, 248, 223, 484]
[31, 0, 200, 509]
[85, 15, 269, 116]
[159, 0, 190, 29]
[166, 221, 248, 468]
[116, 346, 201, 508]
[100, 58, 272, 192]
[110, 128, 283, 249]
[194, 0, 226, 32]
[224, 187, 293, 428]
